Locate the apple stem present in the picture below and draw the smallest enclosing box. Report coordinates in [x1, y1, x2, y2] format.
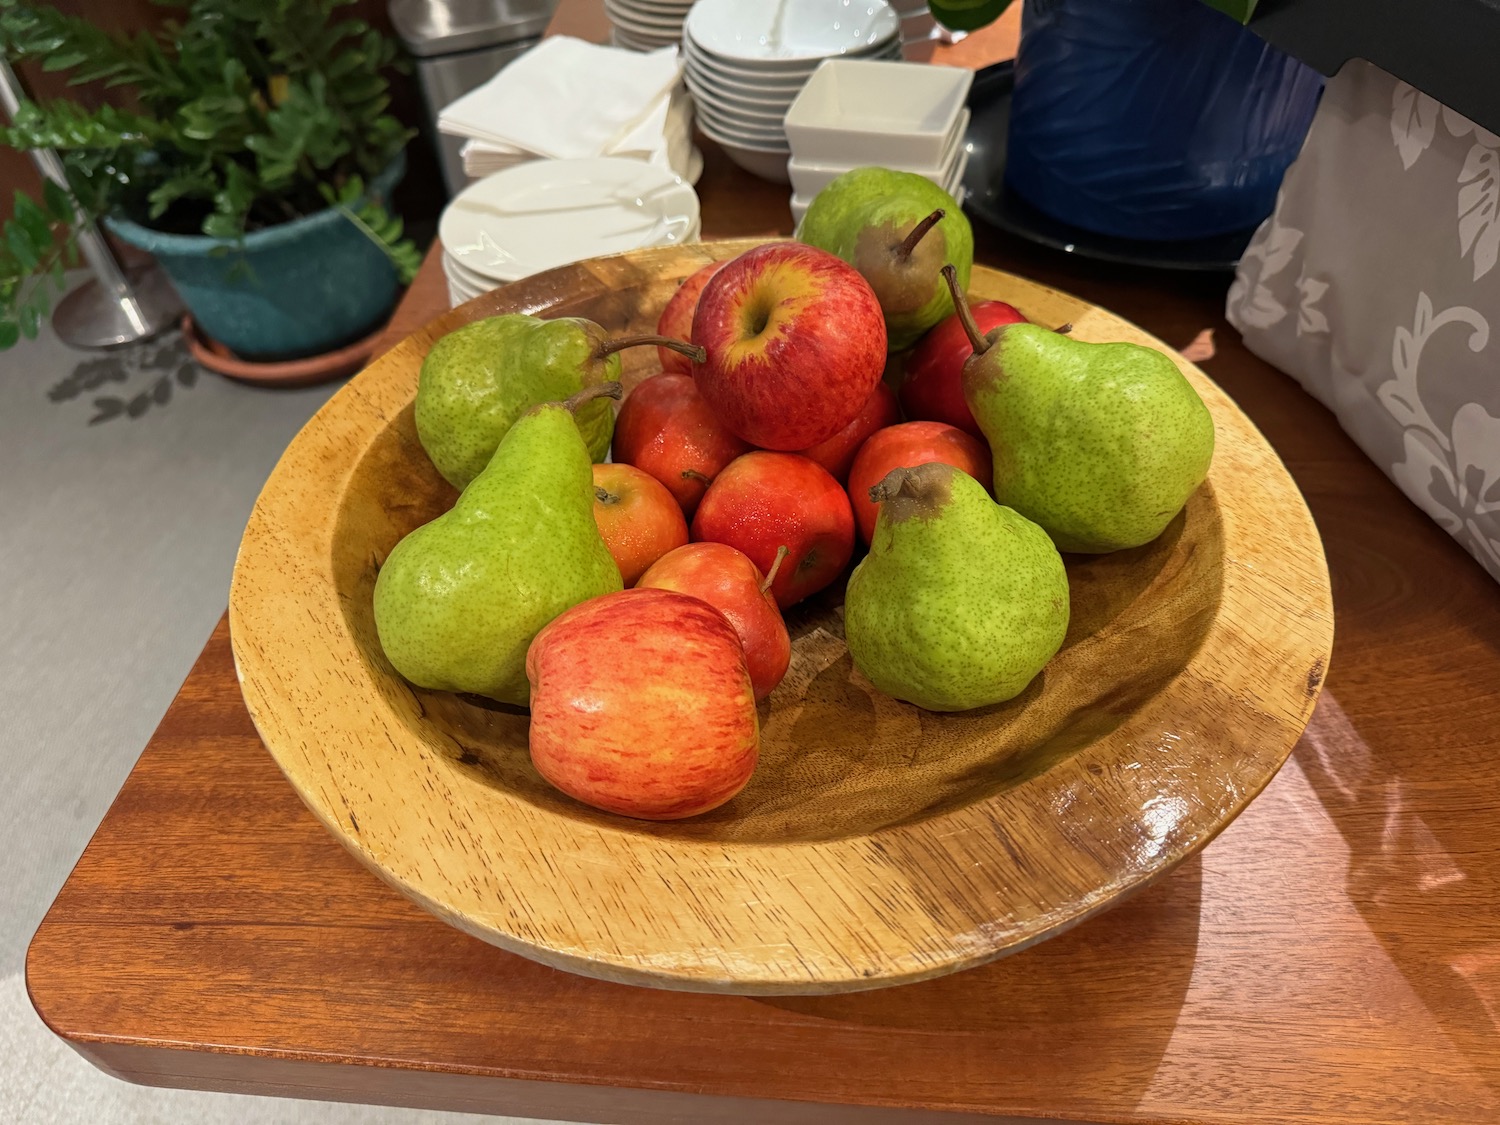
[759, 545, 790, 595]
[940, 264, 988, 356]
[562, 381, 622, 414]
[895, 208, 945, 262]
[597, 333, 706, 364]
[1054, 322, 1073, 335]
[681, 468, 712, 485]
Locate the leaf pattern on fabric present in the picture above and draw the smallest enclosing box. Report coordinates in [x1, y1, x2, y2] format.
[1227, 202, 1302, 330]
[1443, 106, 1500, 147]
[1457, 142, 1500, 281]
[1382, 295, 1498, 569]
[1392, 82, 1442, 170]
[1380, 293, 1489, 450]
[1297, 275, 1330, 335]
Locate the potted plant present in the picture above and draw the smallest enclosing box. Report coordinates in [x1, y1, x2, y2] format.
[0, 0, 420, 358]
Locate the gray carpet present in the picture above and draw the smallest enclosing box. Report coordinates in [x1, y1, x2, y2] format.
[0, 300, 577, 1125]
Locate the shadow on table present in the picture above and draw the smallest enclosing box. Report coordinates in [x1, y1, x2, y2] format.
[757, 853, 1201, 1112]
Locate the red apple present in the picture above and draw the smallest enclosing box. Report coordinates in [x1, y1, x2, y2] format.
[901, 300, 1027, 437]
[591, 463, 689, 585]
[692, 451, 855, 609]
[692, 242, 886, 450]
[638, 542, 791, 700]
[847, 421, 994, 544]
[656, 260, 725, 373]
[796, 381, 901, 484]
[526, 588, 758, 820]
[613, 373, 752, 518]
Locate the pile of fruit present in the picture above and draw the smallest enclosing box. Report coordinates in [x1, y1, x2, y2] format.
[373, 167, 1216, 822]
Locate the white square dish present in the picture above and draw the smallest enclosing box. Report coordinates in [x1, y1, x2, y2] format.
[783, 59, 973, 167]
[786, 117, 970, 197]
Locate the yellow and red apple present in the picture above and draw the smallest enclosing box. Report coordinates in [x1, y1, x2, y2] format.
[797, 381, 901, 484]
[526, 589, 759, 820]
[692, 242, 887, 450]
[846, 421, 994, 544]
[638, 542, 792, 700]
[692, 451, 855, 609]
[590, 462, 688, 585]
[612, 373, 752, 518]
[655, 260, 724, 373]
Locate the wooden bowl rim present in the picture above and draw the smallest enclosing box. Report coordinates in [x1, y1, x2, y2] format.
[229, 238, 1333, 994]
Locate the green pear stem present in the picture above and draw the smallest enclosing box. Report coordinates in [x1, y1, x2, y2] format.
[681, 468, 712, 485]
[759, 545, 790, 595]
[941, 264, 988, 356]
[562, 381, 622, 414]
[597, 333, 706, 364]
[895, 208, 945, 262]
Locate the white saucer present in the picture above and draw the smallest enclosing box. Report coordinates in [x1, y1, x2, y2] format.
[440, 158, 700, 283]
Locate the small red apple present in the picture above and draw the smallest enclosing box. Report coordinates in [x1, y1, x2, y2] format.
[612, 373, 752, 518]
[591, 463, 689, 585]
[692, 451, 855, 609]
[638, 542, 791, 700]
[526, 588, 759, 820]
[692, 242, 886, 450]
[656, 260, 725, 373]
[901, 299, 1027, 438]
[796, 381, 901, 484]
[847, 421, 994, 544]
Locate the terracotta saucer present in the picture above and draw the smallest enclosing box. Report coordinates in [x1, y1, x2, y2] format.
[181, 316, 387, 388]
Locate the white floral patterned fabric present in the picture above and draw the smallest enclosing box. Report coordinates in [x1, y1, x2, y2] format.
[1228, 60, 1500, 582]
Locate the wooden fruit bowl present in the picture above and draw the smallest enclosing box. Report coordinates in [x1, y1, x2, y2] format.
[229, 239, 1333, 995]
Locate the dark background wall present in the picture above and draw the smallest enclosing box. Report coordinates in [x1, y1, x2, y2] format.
[0, 0, 444, 237]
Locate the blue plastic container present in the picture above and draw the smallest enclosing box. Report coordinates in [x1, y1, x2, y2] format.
[109, 156, 404, 360]
[1005, 0, 1323, 241]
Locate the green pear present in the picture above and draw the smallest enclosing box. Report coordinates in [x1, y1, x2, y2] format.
[415, 315, 703, 490]
[942, 267, 1215, 553]
[798, 167, 973, 351]
[374, 384, 626, 706]
[844, 462, 1069, 712]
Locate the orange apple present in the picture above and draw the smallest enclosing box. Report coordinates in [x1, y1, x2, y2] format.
[692, 451, 855, 609]
[591, 463, 688, 585]
[638, 542, 791, 700]
[847, 421, 994, 544]
[692, 242, 886, 450]
[656, 260, 724, 373]
[526, 588, 759, 820]
[612, 373, 752, 517]
[796, 381, 901, 483]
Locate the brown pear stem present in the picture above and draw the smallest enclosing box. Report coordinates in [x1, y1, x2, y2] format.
[562, 381, 622, 414]
[597, 333, 706, 364]
[1054, 322, 1073, 335]
[759, 545, 790, 595]
[681, 468, 712, 485]
[869, 467, 917, 505]
[940, 264, 988, 356]
[895, 208, 945, 261]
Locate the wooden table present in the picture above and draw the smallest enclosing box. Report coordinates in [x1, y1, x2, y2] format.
[26, 3, 1500, 1123]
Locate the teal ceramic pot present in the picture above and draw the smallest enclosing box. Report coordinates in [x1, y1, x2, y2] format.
[108, 156, 405, 361]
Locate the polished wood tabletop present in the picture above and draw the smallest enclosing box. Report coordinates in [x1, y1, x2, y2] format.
[26, 2, 1500, 1123]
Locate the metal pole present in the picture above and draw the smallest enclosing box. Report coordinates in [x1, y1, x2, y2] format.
[0, 56, 180, 346]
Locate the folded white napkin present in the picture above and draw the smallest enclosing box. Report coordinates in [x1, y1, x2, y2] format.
[439, 36, 683, 163]
[459, 85, 696, 180]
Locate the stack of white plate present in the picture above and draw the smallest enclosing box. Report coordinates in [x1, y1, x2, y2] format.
[682, 0, 902, 183]
[440, 157, 702, 308]
[606, 0, 693, 51]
